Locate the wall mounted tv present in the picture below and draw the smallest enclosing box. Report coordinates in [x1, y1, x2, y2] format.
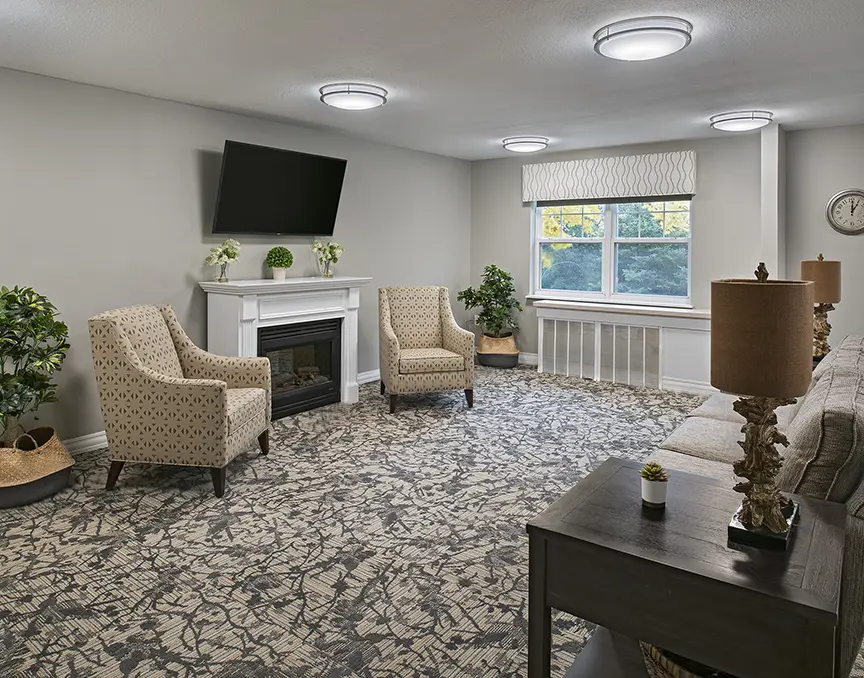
[212, 140, 347, 236]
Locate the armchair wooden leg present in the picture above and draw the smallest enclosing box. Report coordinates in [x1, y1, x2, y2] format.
[389, 394, 398, 414]
[380, 380, 386, 395]
[258, 429, 269, 456]
[465, 389, 474, 408]
[211, 467, 226, 498]
[105, 461, 124, 490]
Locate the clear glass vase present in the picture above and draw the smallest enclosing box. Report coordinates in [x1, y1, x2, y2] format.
[216, 262, 230, 282]
[318, 259, 333, 278]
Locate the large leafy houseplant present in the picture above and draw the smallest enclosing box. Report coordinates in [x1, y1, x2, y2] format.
[0, 286, 69, 446]
[457, 264, 523, 338]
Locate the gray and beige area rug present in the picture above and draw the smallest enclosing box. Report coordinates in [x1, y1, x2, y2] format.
[1, 367, 854, 677]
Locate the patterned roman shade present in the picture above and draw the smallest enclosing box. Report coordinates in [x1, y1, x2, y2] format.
[521, 150, 696, 203]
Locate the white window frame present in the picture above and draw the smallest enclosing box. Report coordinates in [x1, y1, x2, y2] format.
[529, 200, 693, 308]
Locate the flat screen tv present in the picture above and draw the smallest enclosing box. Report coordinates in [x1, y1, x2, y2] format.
[212, 140, 347, 235]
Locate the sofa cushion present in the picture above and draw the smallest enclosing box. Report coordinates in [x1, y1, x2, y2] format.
[647, 449, 736, 486]
[689, 393, 795, 432]
[658, 416, 743, 464]
[226, 388, 267, 435]
[776, 361, 864, 503]
[399, 347, 464, 374]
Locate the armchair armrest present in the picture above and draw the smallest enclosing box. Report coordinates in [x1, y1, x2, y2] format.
[378, 289, 401, 384]
[441, 293, 475, 360]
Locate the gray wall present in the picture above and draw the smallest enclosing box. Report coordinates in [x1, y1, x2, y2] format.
[786, 125, 864, 345]
[470, 136, 762, 354]
[0, 68, 471, 439]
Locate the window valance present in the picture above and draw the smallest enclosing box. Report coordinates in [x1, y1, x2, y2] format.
[522, 150, 696, 203]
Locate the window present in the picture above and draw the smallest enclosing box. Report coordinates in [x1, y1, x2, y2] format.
[532, 199, 691, 306]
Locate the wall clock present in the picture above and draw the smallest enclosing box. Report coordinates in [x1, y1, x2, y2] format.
[826, 189, 864, 235]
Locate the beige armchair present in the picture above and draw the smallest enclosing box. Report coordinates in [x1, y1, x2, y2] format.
[378, 286, 474, 413]
[88, 304, 271, 497]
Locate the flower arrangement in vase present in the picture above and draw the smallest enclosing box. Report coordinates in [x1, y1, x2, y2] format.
[312, 240, 343, 278]
[205, 239, 241, 282]
[265, 246, 294, 280]
[639, 461, 669, 509]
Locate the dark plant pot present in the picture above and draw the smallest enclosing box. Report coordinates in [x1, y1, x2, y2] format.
[478, 352, 519, 368]
[0, 467, 71, 509]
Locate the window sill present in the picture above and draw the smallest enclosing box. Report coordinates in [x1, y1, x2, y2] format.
[528, 297, 710, 320]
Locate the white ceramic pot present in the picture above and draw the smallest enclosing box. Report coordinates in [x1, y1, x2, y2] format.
[272, 268, 287, 281]
[641, 478, 668, 508]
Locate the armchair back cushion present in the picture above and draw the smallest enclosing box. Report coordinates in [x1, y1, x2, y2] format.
[383, 286, 443, 349]
[102, 305, 184, 379]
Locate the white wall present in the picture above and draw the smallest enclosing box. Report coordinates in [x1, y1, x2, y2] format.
[786, 125, 864, 345]
[470, 136, 762, 355]
[0, 68, 471, 439]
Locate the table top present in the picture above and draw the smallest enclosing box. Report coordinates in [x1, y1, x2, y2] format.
[527, 458, 846, 621]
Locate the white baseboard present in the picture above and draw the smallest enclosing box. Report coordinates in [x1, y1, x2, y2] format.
[63, 430, 108, 454]
[357, 369, 381, 385]
[662, 377, 717, 397]
[518, 352, 539, 366]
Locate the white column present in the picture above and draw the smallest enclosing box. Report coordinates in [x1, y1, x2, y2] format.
[342, 286, 361, 403]
[761, 124, 787, 277]
[239, 294, 259, 357]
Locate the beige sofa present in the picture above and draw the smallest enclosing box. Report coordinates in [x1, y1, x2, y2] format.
[650, 335, 864, 678]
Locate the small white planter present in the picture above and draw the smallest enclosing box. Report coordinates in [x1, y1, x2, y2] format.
[641, 478, 668, 508]
[271, 268, 287, 281]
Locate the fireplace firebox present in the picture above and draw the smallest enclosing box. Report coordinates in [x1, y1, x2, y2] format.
[258, 319, 342, 419]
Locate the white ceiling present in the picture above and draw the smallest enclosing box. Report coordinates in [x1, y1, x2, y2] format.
[2, 0, 864, 160]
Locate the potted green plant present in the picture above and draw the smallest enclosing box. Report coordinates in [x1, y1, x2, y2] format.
[266, 246, 294, 280]
[457, 264, 523, 368]
[640, 461, 669, 509]
[0, 286, 69, 446]
[205, 238, 241, 282]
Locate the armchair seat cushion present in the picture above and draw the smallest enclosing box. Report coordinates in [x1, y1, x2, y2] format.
[226, 388, 268, 435]
[399, 347, 465, 374]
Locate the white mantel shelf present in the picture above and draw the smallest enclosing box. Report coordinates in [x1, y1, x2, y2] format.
[198, 276, 372, 408]
[199, 276, 372, 296]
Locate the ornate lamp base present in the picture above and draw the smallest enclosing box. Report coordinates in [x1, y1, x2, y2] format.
[813, 302, 834, 359]
[729, 500, 799, 550]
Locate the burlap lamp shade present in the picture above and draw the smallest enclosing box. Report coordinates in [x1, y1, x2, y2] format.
[711, 279, 814, 398]
[800, 256, 841, 304]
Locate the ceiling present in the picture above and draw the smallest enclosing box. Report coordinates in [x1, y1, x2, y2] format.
[2, 0, 864, 160]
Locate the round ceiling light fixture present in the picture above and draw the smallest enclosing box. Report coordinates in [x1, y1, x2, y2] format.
[593, 16, 693, 61]
[319, 83, 388, 110]
[502, 136, 549, 153]
[710, 110, 774, 132]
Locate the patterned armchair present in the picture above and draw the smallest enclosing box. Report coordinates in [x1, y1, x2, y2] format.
[378, 286, 474, 413]
[88, 304, 271, 497]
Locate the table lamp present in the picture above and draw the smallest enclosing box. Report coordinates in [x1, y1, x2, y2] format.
[800, 253, 841, 362]
[711, 263, 814, 549]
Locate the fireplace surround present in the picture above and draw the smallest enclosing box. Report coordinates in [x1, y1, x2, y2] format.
[199, 276, 372, 417]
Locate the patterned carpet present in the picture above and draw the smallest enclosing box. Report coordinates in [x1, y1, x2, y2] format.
[1, 366, 732, 677]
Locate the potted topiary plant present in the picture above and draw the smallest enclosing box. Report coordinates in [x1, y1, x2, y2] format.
[0, 286, 70, 446]
[458, 264, 523, 368]
[266, 246, 294, 280]
[640, 461, 669, 509]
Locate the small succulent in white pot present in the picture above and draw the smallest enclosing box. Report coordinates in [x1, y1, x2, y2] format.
[266, 246, 294, 280]
[206, 238, 241, 282]
[640, 461, 669, 509]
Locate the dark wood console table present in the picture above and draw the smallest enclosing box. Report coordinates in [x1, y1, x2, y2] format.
[526, 458, 846, 678]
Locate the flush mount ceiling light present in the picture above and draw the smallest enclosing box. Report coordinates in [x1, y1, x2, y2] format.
[593, 16, 692, 61]
[710, 110, 774, 132]
[319, 83, 388, 110]
[502, 136, 549, 153]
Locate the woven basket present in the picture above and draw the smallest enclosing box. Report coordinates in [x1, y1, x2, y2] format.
[640, 643, 737, 678]
[477, 334, 519, 355]
[0, 426, 74, 488]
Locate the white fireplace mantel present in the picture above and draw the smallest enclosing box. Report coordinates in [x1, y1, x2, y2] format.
[199, 276, 372, 404]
